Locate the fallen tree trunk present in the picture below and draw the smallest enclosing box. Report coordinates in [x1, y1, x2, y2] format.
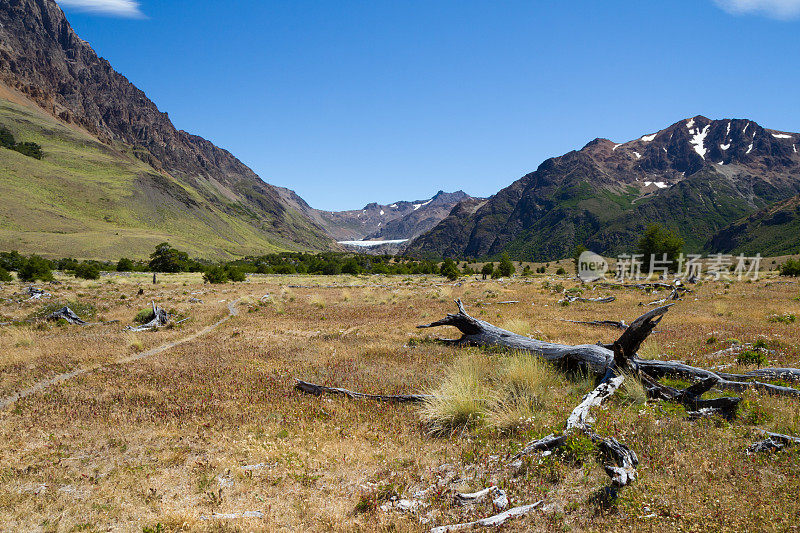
[420, 300, 800, 399]
[561, 319, 628, 330]
[560, 295, 616, 304]
[294, 379, 431, 403]
[46, 306, 86, 325]
[430, 500, 543, 533]
[418, 300, 669, 376]
[747, 431, 800, 454]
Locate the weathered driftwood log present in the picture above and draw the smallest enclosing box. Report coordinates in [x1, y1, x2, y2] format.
[635, 359, 800, 399]
[454, 486, 508, 509]
[126, 302, 169, 332]
[418, 300, 670, 376]
[560, 295, 616, 304]
[430, 500, 543, 533]
[294, 379, 431, 403]
[511, 371, 639, 487]
[420, 300, 800, 399]
[46, 306, 86, 325]
[747, 431, 800, 454]
[561, 319, 628, 330]
[646, 286, 688, 306]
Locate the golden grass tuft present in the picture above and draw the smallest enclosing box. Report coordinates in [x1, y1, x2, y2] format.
[123, 331, 143, 352]
[420, 356, 489, 433]
[617, 371, 647, 406]
[422, 352, 567, 434]
[500, 318, 531, 336]
[308, 294, 326, 309]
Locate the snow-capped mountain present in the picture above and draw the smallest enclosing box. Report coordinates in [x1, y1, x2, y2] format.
[407, 116, 800, 260]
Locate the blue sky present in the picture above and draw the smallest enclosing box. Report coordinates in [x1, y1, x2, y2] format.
[57, 0, 800, 211]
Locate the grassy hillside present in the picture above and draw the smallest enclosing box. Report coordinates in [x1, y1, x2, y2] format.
[0, 97, 322, 260]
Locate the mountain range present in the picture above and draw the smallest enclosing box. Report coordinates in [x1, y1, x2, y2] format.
[1, 0, 799, 262]
[407, 116, 800, 260]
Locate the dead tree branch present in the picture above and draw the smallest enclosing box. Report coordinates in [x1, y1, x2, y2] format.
[294, 379, 431, 403]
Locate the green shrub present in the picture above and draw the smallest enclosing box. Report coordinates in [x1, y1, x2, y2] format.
[18, 255, 53, 282]
[768, 313, 796, 324]
[737, 350, 766, 367]
[13, 142, 43, 159]
[116, 257, 135, 272]
[780, 258, 800, 277]
[439, 258, 460, 281]
[481, 262, 494, 279]
[0, 126, 15, 149]
[494, 253, 515, 278]
[555, 267, 566, 275]
[0, 266, 12, 282]
[148, 242, 188, 273]
[637, 223, 684, 273]
[225, 265, 246, 282]
[74, 262, 101, 280]
[133, 307, 156, 324]
[562, 434, 597, 464]
[202, 265, 228, 284]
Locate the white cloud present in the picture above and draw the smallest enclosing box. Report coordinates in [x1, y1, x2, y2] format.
[713, 0, 800, 19]
[56, 0, 145, 18]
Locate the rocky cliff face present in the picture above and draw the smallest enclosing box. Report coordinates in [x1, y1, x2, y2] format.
[407, 116, 800, 260]
[0, 0, 335, 250]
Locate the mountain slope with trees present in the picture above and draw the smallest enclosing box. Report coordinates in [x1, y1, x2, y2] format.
[407, 116, 800, 260]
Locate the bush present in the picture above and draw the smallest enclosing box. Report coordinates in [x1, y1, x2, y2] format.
[440, 258, 460, 281]
[737, 350, 766, 367]
[341, 258, 362, 275]
[495, 253, 515, 278]
[148, 242, 189, 273]
[780, 258, 800, 277]
[0, 126, 14, 149]
[0, 251, 23, 271]
[637, 224, 684, 273]
[767, 313, 796, 324]
[13, 142, 43, 160]
[225, 265, 246, 282]
[73, 262, 101, 280]
[116, 257, 135, 272]
[555, 267, 566, 275]
[18, 255, 53, 282]
[134, 307, 156, 324]
[203, 265, 228, 284]
[0, 266, 12, 282]
[481, 262, 494, 279]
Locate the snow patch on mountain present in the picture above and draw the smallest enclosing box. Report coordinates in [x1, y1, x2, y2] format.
[688, 123, 710, 159]
[772, 133, 793, 139]
[641, 133, 657, 142]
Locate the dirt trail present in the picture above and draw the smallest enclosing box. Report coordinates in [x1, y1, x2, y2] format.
[0, 298, 242, 410]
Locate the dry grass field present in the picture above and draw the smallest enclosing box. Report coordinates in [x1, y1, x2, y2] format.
[1, 272, 799, 532]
